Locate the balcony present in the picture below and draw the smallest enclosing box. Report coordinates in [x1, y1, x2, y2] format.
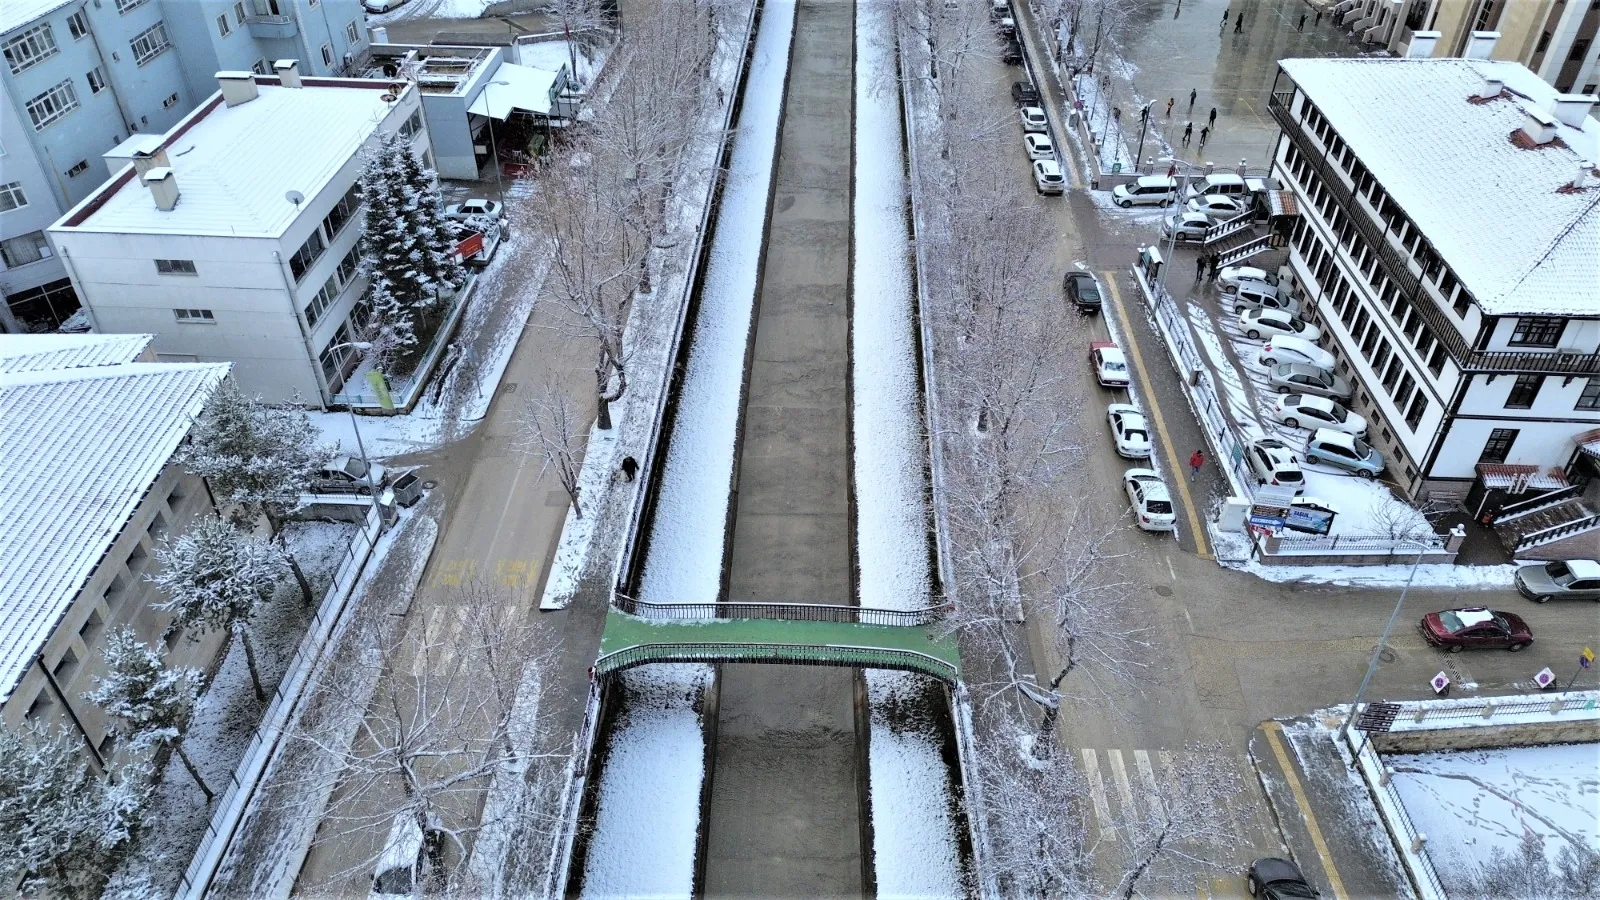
[245, 14, 297, 40]
[1268, 91, 1600, 378]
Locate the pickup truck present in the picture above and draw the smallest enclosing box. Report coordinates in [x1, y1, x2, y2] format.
[1011, 80, 1041, 106]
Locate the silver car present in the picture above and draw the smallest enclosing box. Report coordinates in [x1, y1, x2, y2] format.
[1515, 560, 1600, 602]
[1269, 363, 1352, 401]
[1304, 428, 1384, 479]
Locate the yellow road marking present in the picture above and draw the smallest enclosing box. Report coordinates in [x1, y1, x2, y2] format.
[1263, 722, 1349, 900]
[434, 558, 477, 587]
[1101, 274, 1212, 559]
[494, 557, 542, 590]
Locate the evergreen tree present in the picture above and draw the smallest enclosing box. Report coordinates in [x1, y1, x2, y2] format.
[149, 517, 291, 701]
[395, 137, 464, 300]
[0, 725, 146, 898]
[84, 628, 213, 802]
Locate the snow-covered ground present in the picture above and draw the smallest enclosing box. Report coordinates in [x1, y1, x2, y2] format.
[1222, 551, 1518, 589]
[636, 0, 796, 604]
[865, 672, 966, 899]
[1387, 743, 1600, 896]
[579, 664, 710, 898]
[519, 40, 609, 88]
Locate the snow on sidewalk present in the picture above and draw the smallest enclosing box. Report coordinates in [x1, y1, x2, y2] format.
[636, 0, 797, 605]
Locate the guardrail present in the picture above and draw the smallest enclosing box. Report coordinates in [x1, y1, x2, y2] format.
[593, 641, 959, 683]
[614, 594, 941, 626]
[1344, 729, 1447, 900]
[1493, 483, 1584, 522]
[1262, 531, 1445, 554]
[541, 674, 605, 900]
[1516, 513, 1600, 551]
[1202, 209, 1254, 246]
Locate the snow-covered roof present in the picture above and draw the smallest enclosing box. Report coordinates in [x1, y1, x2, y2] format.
[1566, 559, 1600, 578]
[0, 360, 229, 701]
[1279, 58, 1600, 317]
[468, 63, 557, 118]
[55, 81, 403, 238]
[0, 334, 152, 373]
[1455, 608, 1495, 627]
[0, 0, 73, 37]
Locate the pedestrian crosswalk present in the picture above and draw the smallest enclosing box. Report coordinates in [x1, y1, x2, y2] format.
[409, 602, 520, 677]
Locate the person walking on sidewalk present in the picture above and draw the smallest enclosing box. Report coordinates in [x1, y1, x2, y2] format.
[1234, 13, 1243, 33]
[620, 456, 639, 482]
[1297, 12, 1306, 30]
[1188, 88, 1198, 111]
[1208, 106, 1218, 127]
[1198, 125, 1210, 149]
[1220, 8, 1229, 28]
[1315, 9, 1322, 26]
[1182, 121, 1193, 146]
[1209, 254, 1222, 279]
[1190, 449, 1205, 481]
[1195, 255, 1208, 283]
[1166, 97, 1174, 116]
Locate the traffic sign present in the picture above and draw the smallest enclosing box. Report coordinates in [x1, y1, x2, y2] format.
[1430, 671, 1450, 695]
[1355, 702, 1401, 733]
[1583, 647, 1595, 667]
[1535, 667, 1556, 689]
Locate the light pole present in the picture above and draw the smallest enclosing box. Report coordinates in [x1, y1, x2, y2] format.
[1336, 539, 1430, 744]
[328, 340, 382, 496]
[1134, 101, 1154, 175]
[481, 79, 510, 206]
[1157, 156, 1201, 292]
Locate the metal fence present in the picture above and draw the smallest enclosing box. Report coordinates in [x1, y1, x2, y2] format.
[541, 674, 605, 900]
[1396, 692, 1599, 726]
[1265, 531, 1445, 554]
[614, 594, 941, 626]
[1348, 733, 1446, 899]
[176, 504, 384, 899]
[593, 641, 960, 683]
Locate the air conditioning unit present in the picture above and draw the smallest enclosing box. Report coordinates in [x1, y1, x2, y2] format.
[1558, 346, 1584, 356]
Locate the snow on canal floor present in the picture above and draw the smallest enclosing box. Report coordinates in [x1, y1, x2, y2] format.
[637, 0, 797, 605]
[579, 664, 712, 899]
[1387, 743, 1600, 895]
[865, 671, 966, 899]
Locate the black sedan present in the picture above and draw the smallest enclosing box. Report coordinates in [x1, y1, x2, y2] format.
[1247, 857, 1317, 899]
[1064, 271, 1102, 314]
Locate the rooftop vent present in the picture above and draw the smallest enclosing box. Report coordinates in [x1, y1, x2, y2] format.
[273, 59, 302, 88]
[215, 71, 258, 107]
[1550, 93, 1598, 129]
[131, 148, 170, 176]
[1520, 108, 1559, 146]
[1406, 30, 1440, 59]
[1465, 30, 1500, 60]
[1477, 76, 1504, 101]
[144, 167, 179, 211]
[1575, 161, 1596, 191]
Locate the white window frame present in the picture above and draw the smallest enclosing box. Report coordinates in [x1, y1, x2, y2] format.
[217, 12, 232, 36]
[321, 43, 334, 66]
[65, 159, 89, 177]
[162, 92, 179, 108]
[4, 24, 59, 75]
[252, 58, 268, 75]
[25, 80, 79, 131]
[67, 11, 91, 40]
[130, 21, 171, 66]
[173, 308, 215, 322]
[115, 0, 150, 12]
[0, 181, 27, 213]
[87, 66, 108, 94]
[346, 21, 359, 44]
[235, 0, 247, 23]
[0, 231, 53, 268]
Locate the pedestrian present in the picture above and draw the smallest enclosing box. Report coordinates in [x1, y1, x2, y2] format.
[1182, 122, 1193, 146]
[1198, 125, 1210, 148]
[716, 87, 725, 106]
[1297, 12, 1306, 31]
[1315, 9, 1322, 26]
[1189, 449, 1205, 481]
[1208, 106, 1217, 126]
[1195, 255, 1207, 282]
[621, 456, 638, 482]
[1188, 88, 1197, 111]
[1221, 8, 1229, 26]
[1166, 97, 1174, 116]
[1209, 254, 1221, 279]
[1234, 13, 1243, 33]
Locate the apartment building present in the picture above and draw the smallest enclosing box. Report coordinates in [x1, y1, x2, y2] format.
[0, 334, 229, 766]
[49, 69, 431, 405]
[0, 0, 368, 333]
[1266, 52, 1600, 502]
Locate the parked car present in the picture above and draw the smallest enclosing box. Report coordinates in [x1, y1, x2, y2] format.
[1124, 468, 1176, 532]
[1090, 341, 1130, 387]
[1247, 857, 1318, 899]
[1273, 393, 1366, 436]
[1515, 559, 1600, 603]
[1011, 80, 1041, 106]
[1111, 175, 1178, 208]
[370, 812, 439, 897]
[1268, 363, 1350, 401]
[1245, 438, 1305, 494]
[1304, 428, 1384, 479]
[1024, 132, 1056, 161]
[1064, 271, 1101, 314]
[1185, 194, 1248, 220]
[1258, 336, 1335, 370]
[1420, 608, 1533, 653]
[1184, 173, 1270, 202]
[1001, 37, 1024, 64]
[1107, 403, 1152, 458]
[1240, 308, 1320, 343]
[444, 198, 503, 222]
[1033, 160, 1065, 194]
[313, 455, 389, 494]
[1218, 265, 1280, 293]
[1019, 106, 1048, 133]
[363, 0, 406, 11]
[1160, 211, 1212, 242]
[1233, 282, 1299, 314]
[989, 0, 1009, 17]
[996, 15, 1016, 35]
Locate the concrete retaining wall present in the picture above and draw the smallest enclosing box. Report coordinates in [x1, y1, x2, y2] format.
[1372, 710, 1600, 753]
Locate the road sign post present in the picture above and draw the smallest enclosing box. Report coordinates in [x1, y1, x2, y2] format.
[1566, 647, 1594, 692]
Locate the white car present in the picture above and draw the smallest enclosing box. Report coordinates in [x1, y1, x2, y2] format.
[1124, 468, 1176, 532]
[1185, 194, 1247, 220]
[1245, 438, 1305, 494]
[1019, 106, 1048, 133]
[1258, 335, 1336, 370]
[1107, 403, 1152, 458]
[1239, 308, 1320, 343]
[444, 199, 503, 222]
[1217, 265, 1279, 293]
[1160, 211, 1212, 242]
[1090, 341, 1130, 387]
[1024, 132, 1056, 161]
[1033, 160, 1065, 194]
[1112, 175, 1178, 208]
[1273, 393, 1368, 437]
[363, 0, 406, 10]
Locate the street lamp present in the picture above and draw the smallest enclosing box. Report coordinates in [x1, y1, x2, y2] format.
[1134, 101, 1155, 175]
[328, 340, 382, 496]
[1336, 539, 1431, 745]
[1156, 156, 1202, 292]
[481, 80, 510, 205]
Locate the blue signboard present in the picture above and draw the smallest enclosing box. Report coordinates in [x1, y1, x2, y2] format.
[1284, 504, 1335, 536]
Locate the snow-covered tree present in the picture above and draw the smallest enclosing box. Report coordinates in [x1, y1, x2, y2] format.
[150, 516, 291, 701]
[1110, 742, 1245, 898]
[517, 377, 589, 519]
[0, 725, 147, 898]
[971, 722, 1091, 898]
[84, 627, 212, 802]
[1472, 831, 1600, 899]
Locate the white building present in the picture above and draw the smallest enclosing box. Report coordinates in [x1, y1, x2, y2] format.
[1267, 52, 1600, 507]
[0, 0, 369, 333]
[49, 67, 431, 405]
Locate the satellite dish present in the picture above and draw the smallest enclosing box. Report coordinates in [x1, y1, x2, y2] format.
[389, 82, 405, 94]
[285, 190, 304, 209]
[380, 93, 397, 103]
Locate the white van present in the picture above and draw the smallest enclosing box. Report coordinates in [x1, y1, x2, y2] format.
[1111, 176, 1178, 208]
[1184, 173, 1269, 201]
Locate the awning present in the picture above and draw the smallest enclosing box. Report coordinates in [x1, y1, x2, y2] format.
[468, 63, 558, 119]
[1266, 190, 1298, 217]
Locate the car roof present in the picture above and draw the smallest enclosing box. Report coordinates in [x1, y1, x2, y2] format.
[1293, 394, 1336, 411]
[1198, 193, 1240, 203]
[1309, 427, 1356, 447]
[1135, 175, 1176, 187]
[1036, 160, 1062, 173]
[1099, 347, 1127, 363]
[1267, 335, 1320, 352]
[1108, 402, 1140, 414]
[1027, 132, 1052, 143]
[1454, 608, 1495, 626]
[1565, 560, 1600, 578]
[1022, 105, 1045, 114]
[1280, 362, 1321, 374]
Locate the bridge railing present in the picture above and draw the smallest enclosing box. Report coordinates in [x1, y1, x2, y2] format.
[613, 594, 943, 627]
[594, 641, 959, 683]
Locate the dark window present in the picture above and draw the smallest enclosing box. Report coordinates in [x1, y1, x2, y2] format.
[1569, 38, 1591, 62]
[1577, 379, 1600, 410]
[1479, 428, 1519, 464]
[1537, 31, 1552, 53]
[1510, 316, 1565, 347]
[289, 228, 326, 281]
[155, 258, 197, 275]
[1505, 374, 1543, 409]
[1427, 343, 1448, 377]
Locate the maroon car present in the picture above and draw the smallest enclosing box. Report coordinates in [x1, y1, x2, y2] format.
[1420, 608, 1533, 653]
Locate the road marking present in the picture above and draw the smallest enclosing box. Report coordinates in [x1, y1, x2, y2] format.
[1134, 749, 1165, 821]
[1102, 273, 1213, 559]
[1263, 721, 1349, 900]
[1107, 748, 1138, 820]
[434, 558, 477, 588]
[413, 606, 447, 677]
[1081, 749, 1118, 842]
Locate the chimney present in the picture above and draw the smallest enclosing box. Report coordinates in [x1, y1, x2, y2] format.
[1550, 93, 1598, 129]
[144, 167, 179, 211]
[274, 59, 302, 88]
[215, 71, 258, 107]
[1575, 161, 1596, 191]
[370, 25, 389, 44]
[1478, 76, 1504, 100]
[1406, 30, 1441, 58]
[1464, 30, 1500, 60]
[1520, 108, 1559, 145]
[131, 148, 170, 176]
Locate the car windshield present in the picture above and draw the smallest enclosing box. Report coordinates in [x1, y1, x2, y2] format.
[1127, 430, 1148, 442]
[1105, 360, 1126, 373]
[1350, 437, 1372, 457]
[1328, 405, 1348, 423]
[1147, 500, 1173, 514]
[1438, 611, 1465, 632]
[1279, 471, 1303, 482]
[1547, 561, 1571, 579]
[1080, 284, 1100, 300]
[1270, 881, 1318, 898]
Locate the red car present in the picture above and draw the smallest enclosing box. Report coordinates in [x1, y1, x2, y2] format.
[1420, 607, 1533, 653]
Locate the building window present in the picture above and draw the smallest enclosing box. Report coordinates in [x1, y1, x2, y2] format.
[235, 1, 247, 23]
[78, 608, 104, 644]
[155, 258, 197, 275]
[67, 10, 90, 39]
[1427, 343, 1448, 377]
[24, 80, 79, 131]
[65, 159, 88, 177]
[321, 43, 334, 66]
[173, 308, 215, 322]
[87, 66, 108, 93]
[217, 13, 232, 36]
[289, 228, 326, 281]
[1577, 379, 1600, 410]
[1509, 316, 1565, 347]
[0, 231, 52, 268]
[162, 92, 179, 108]
[130, 21, 171, 66]
[0, 181, 26, 212]
[346, 21, 359, 43]
[1569, 39, 1591, 62]
[304, 273, 341, 326]
[252, 58, 269, 75]
[116, 0, 149, 11]
[25, 691, 55, 722]
[399, 109, 424, 140]
[321, 183, 361, 239]
[337, 244, 360, 283]
[3, 24, 59, 74]
[1537, 31, 1552, 53]
[52, 648, 79, 681]
[1505, 374, 1543, 409]
[1479, 428, 1519, 464]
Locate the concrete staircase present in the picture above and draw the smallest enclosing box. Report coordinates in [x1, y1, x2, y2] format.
[1494, 494, 1600, 555]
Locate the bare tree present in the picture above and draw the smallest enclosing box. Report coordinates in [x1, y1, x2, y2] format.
[1110, 741, 1245, 898]
[970, 718, 1093, 898]
[1367, 493, 1438, 542]
[517, 377, 589, 519]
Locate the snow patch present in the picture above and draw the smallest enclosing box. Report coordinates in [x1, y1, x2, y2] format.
[865, 671, 965, 899]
